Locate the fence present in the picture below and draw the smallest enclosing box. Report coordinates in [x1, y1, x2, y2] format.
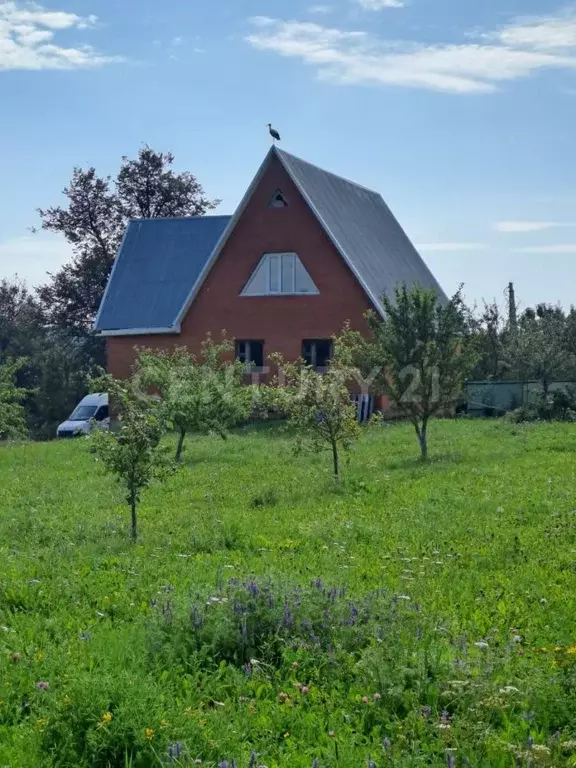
[465, 380, 576, 416]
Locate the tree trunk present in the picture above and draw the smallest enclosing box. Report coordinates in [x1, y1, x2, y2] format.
[175, 427, 186, 463]
[331, 438, 339, 480]
[415, 420, 428, 461]
[130, 494, 137, 542]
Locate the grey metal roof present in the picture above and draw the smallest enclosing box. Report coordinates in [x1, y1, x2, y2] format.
[94, 215, 231, 333]
[276, 148, 447, 307]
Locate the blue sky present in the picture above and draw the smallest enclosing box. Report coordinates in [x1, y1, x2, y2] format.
[1, 0, 576, 312]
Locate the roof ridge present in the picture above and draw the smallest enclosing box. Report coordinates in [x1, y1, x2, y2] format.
[128, 214, 232, 223]
[274, 147, 379, 196]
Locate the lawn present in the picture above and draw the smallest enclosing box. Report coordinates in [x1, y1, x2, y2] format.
[1, 419, 576, 767]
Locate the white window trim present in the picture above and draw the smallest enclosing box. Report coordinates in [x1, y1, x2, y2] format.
[241, 252, 319, 297]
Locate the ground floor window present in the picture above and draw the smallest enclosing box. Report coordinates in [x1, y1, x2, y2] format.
[302, 339, 332, 369]
[235, 340, 264, 369]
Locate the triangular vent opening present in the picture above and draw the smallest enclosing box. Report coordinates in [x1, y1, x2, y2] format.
[269, 189, 288, 208]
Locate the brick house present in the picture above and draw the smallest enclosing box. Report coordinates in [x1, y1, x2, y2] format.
[94, 147, 445, 379]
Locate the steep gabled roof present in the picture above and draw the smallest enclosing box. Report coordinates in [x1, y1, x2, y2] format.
[275, 149, 447, 308]
[94, 215, 231, 335]
[94, 147, 445, 336]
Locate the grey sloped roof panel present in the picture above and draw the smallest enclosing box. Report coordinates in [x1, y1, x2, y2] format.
[276, 149, 447, 306]
[95, 215, 231, 331]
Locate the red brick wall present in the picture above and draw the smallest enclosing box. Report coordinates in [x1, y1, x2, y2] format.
[106, 154, 373, 380]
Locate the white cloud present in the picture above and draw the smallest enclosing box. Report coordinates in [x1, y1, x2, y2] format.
[355, 0, 404, 9]
[0, 233, 72, 287]
[511, 243, 576, 253]
[495, 220, 576, 232]
[494, 9, 576, 50]
[416, 242, 485, 252]
[246, 6, 576, 94]
[308, 5, 333, 14]
[0, 1, 121, 71]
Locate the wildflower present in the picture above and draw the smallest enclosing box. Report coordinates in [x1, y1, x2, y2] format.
[373, 693, 382, 701]
[35, 681, 49, 690]
[218, 762, 229, 768]
[238, 696, 248, 703]
[361, 696, 369, 704]
[248, 752, 257, 768]
[474, 641, 489, 649]
[100, 711, 113, 727]
[284, 732, 290, 739]
[328, 730, 336, 737]
[438, 711, 451, 730]
[312, 760, 319, 768]
[10, 652, 20, 663]
[145, 728, 154, 740]
[540, 598, 547, 605]
[161, 719, 169, 728]
[420, 705, 432, 718]
[368, 759, 377, 768]
[512, 635, 522, 643]
[446, 752, 455, 768]
[301, 686, 309, 695]
[499, 686, 519, 694]
[566, 646, 576, 655]
[292, 661, 299, 669]
[279, 692, 289, 702]
[383, 737, 391, 751]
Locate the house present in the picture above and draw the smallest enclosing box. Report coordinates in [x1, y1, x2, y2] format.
[94, 147, 446, 379]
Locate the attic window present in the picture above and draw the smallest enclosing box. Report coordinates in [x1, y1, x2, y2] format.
[241, 253, 319, 296]
[269, 189, 288, 208]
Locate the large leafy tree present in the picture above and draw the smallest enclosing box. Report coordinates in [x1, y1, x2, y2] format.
[0, 358, 28, 441]
[36, 146, 220, 333]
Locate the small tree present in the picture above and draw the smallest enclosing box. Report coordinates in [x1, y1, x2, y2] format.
[137, 336, 251, 463]
[267, 354, 361, 480]
[342, 285, 475, 460]
[90, 374, 168, 541]
[0, 358, 28, 441]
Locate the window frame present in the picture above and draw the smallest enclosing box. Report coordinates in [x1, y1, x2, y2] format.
[302, 339, 333, 370]
[235, 339, 265, 371]
[241, 252, 319, 297]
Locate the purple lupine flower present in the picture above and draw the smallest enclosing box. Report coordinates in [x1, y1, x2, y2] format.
[218, 762, 229, 768]
[527, 736, 533, 749]
[312, 760, 319, 768]
[383, 737, 391, 751]
[248, 751, 257, 767]
[243, 663, 252, 677]
[368, 759, 377, 768]
[441, 710, 450, 724]
[446, 752, 455, 768]
[35, 681, 49, 690]
[420, 705, 431, 718]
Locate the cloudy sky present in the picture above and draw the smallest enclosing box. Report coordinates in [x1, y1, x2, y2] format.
[1, 0, 576, 311]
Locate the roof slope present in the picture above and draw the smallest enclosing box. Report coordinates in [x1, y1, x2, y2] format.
[275, 148, 447, 307]
[94, 216, 231, 333]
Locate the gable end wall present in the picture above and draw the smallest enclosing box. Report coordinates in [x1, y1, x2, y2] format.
[106, 154, 373, 379]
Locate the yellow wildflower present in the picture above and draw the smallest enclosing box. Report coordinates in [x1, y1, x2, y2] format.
[565, 646, 576, 655]
[160, 719, 169, 729]
[102, 712, 113, 725]
[145, 728, 154, 740]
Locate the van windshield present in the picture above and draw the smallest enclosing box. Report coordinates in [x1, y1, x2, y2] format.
[69, 405, 98, 421]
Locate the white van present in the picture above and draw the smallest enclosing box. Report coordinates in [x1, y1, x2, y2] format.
[56, 393, 109, 438]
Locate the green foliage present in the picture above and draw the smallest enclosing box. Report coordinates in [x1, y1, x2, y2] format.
[0, 357, 28, 440]
[3, 421, 576, 766]
[137, 337, 252, 462]
[341, 285, 476, 459]
[266, 354, 360, 478]
[90, 374, 169, 541]
[37, 146, 220, 333]
[507, 386, 576, 423]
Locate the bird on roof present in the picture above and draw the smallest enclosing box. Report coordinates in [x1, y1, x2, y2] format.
[267, 123, 281, 142]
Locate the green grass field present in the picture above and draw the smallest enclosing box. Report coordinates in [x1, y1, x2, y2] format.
[1, 420, 576, 767]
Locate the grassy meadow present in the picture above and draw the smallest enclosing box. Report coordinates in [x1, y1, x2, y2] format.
[1, 419, 576, 767]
